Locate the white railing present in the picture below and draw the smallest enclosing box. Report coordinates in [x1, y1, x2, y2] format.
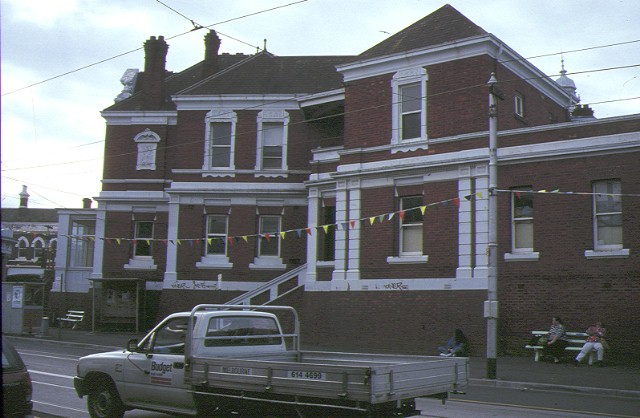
[224, 264, 307, 306]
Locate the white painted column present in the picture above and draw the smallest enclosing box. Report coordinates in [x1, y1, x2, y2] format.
[346, 179, 361, 281]
[163, 200, 180, 284]
[332, 180, 348, 286]
[456, 169, 473, 279]
[305, 188, 319, 283]
[90, 206, 106, 279]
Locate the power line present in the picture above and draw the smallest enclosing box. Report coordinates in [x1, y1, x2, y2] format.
[2, 61, 639, 173]
[1, 0, 309, 97]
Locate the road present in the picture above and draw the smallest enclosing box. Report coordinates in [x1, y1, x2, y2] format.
[8, 336, 639, 418]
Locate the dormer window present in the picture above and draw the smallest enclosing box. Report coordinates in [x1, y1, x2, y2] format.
[390, 68, 428, 152]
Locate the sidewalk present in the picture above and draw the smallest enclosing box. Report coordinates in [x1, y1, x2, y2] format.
[19, 328, 640, 399]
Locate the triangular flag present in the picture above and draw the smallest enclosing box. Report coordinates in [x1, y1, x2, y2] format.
[280, 231, 286, 240]
[162, 239, 168, 247]
[350, 220, 356, 229]
[378, 214, 385, 223]
[227, 237, 234, 246]
[538, 189, 547, 193]
[453, 197, 460, 208]
[464, 194, 473, 201]
[420, 205, 426, 215]
[388, 212, 395, 221]
[265, 233, 271, 241]
[305, 228, 312, 236]
[476, 192, 483, 198]
[515, 191, 521, 198]
[369, 217, 376, 225]
[323, 225, 329, 234]
[295, 229, 303, 238]
[341, 222, 349, 230]
[177, 239, 182, 245]
[551, 189, 560, 193]
[399, 211, 405, 220]
[146, 239, 151, 246]
[242, 236, 249, 243]
[132, 239, 137, 246]
[208, 238, 213, 246]
[116, 238, 121, 245]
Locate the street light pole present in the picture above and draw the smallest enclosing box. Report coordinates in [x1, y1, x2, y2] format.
[486, 72, 502, 379]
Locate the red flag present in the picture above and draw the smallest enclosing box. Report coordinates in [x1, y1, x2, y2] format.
[453, 197, 460, 208]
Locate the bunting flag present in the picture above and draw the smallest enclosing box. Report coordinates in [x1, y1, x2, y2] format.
[71, 189, 639, 247]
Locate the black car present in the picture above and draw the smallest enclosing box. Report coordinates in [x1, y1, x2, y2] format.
[2, 335, 33, 417]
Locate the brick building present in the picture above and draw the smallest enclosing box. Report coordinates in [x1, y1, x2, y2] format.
[51, 5, 639, 360]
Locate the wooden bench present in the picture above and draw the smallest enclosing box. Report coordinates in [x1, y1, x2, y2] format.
[525, 330, 596, 365]
[59, 310, 85, 329]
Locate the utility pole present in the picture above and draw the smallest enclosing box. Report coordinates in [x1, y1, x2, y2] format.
[486, 73, 503, 379]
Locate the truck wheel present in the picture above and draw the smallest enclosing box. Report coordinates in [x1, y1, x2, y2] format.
[87, 380, 125, 418]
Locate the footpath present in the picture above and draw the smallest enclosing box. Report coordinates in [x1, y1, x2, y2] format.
[15, 328, 640, 400]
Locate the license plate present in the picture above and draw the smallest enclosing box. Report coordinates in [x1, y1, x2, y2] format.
[288, 370, 325, 380]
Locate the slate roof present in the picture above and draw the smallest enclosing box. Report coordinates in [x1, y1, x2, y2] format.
[104, 53, 251, 111]
[1, 208, 59, 224]
[179, 52, 352, 96]
[355, 4, 488, 61]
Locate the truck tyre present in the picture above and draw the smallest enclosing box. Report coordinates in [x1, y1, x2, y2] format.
[87, 379, 125, 418]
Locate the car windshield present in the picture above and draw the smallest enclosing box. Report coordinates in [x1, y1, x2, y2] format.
[2, 336, 26, 371]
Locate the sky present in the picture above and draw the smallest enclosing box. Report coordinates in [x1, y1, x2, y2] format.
[1, 0, 639, 209]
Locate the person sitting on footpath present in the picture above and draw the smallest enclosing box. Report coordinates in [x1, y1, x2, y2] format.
[438, 329, 468, 357]
[542, 316, 569, 363]
[575, 321, 607, 367]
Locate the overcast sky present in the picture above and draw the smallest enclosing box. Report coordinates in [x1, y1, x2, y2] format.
[2, 0, 639, 209]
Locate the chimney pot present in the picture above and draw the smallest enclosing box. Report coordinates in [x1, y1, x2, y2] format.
[19, 185, 30, 208]
[202, 30, 221, 78]
[83, 198, 93, 209]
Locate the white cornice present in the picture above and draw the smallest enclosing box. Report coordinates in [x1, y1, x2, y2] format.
[172, 95, 303, 111]
[101, 111, 177, 125]
[298, 89, 345, 107]
[337, 34, 572, 108]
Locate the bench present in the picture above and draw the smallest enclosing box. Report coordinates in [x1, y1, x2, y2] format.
[59, 310, 85, 329]
[525, 330, 596, 365]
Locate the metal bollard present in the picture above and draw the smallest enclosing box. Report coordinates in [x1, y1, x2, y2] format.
[41, 317, 49, 337]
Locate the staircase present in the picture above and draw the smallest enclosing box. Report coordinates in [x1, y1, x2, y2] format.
[224, 264, 307, 306]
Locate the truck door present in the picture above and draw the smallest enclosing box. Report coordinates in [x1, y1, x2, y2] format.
[122, 316, 194, 414]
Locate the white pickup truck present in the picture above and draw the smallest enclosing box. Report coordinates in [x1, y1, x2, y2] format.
[74, 304, 468, 417]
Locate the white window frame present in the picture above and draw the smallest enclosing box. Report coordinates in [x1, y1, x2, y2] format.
[134, 129, 161, 170]
[255, 110, 289, 176]
[16, 237, 29, 260]
[514, 94, 524, 118]
[399, 196, 423, 257]
[391, 67, 428, 153]
[32, 237, 45, 261]
[592, 180, 623, 251]
[511, 189, 533, 253]
[133, 221, 153, 257]
[250, 215, 285, 270]
[203, 110, 237, 174]
[197, 215, 232, 269]
[70, 219, 95, 268]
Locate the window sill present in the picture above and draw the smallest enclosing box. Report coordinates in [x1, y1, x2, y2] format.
[124, 257, 157, 270]
[386, 255, 429, 264]
[584, 248, 629, 259]
[317, 260, 335, 268]
[390, 138, 428, 154]
[504, 252, 540, 262]
[201, 169, 236, 178]
[250, 256, 286, 270]
[254, 169, 288, 178]
[196, 255, 233, 269]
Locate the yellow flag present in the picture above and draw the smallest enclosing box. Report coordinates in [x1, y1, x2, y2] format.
[323, 225, 329, 234]
[420, 206, 426, 215]
[369, 217, 375, 225]
[280, 231, 286, 240]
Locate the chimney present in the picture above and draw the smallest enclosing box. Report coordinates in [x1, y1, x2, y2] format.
[19, 185, 30, 208]
[142, 36, 169, 110]
[202, 30, 221, 78]
[83, 198, 93, 209]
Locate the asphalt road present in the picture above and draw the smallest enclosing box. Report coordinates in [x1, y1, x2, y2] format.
[9, 336, 639, 418]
